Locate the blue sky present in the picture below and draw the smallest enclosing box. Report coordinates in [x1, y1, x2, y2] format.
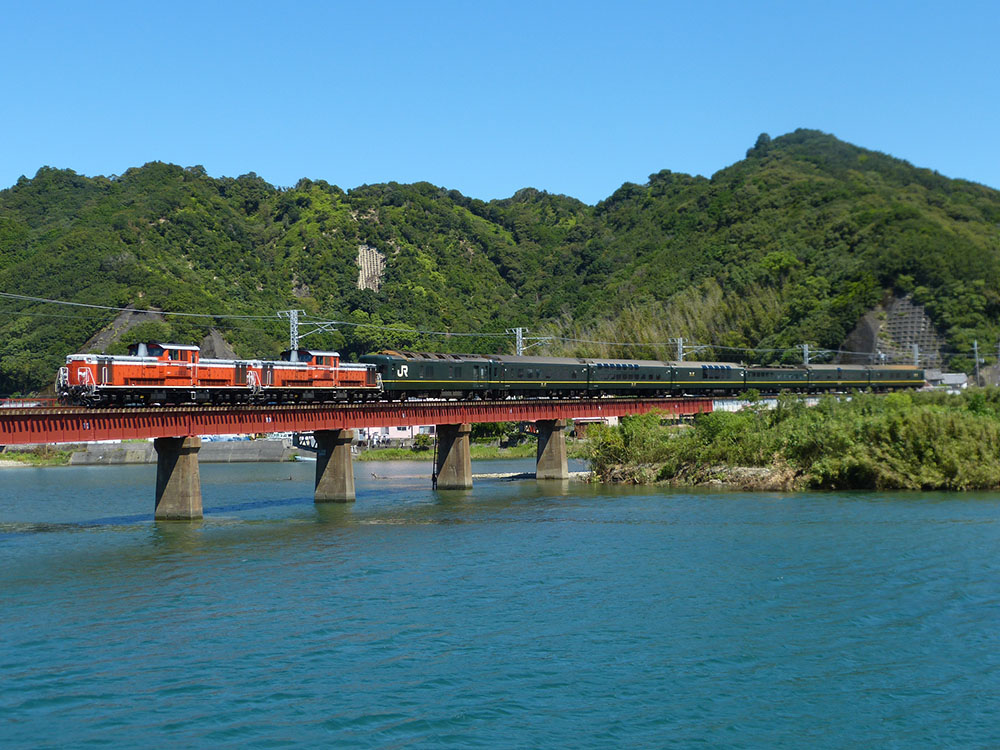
[1, 0, 997, 204]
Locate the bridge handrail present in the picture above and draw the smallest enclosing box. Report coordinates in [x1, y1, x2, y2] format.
[1, 397, 61, 408]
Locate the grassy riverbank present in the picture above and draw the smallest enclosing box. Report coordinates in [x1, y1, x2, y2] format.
[1, 438, 584, 468]
[588, 390, 1000, 491]
[0, 446, 75, 467]
[355, 440, 588, 461]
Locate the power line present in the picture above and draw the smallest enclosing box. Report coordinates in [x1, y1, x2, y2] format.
[1, 291, 991, 363]
[0, 306, 286, 334]
[298, 315, 509, 340]
[0, 292, 276, 320]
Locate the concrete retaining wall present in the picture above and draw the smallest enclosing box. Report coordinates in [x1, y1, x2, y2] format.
[68, 439, 298, 466]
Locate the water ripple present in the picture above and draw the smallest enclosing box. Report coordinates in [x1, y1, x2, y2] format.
[2, 462, 1000, 747]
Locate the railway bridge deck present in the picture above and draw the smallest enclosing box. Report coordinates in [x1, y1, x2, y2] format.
[0, 398, 713, 520]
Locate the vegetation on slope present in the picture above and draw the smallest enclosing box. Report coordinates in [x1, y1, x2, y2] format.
[587, 390, 1000, 491]
[542, 131, 1000, 365]
[2, 129, 1000, 394]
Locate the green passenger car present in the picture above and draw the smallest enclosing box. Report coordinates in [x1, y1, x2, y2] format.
[669, 361, 747, 394]
[358, 351, 494, 398]
[868, 365, 925, 390]
[490, 356, 589, 397]
[744, 367, 808, 392]
[805, 364, 870, 391]
[583, 359, 671, 396]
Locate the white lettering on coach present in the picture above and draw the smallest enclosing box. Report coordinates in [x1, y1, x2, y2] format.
[396, 365, 409, 377]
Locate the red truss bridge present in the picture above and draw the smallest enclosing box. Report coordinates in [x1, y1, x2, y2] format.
[0, 397, 713, 521]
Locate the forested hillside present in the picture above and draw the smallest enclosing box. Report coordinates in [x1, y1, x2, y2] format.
[2, 129, 999, 394]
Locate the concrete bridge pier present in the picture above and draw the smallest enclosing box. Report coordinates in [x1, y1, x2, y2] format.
[535, 419, 570, 480]
[435, 423, 472, 489]
[154, 436, 203, 520]
[314, 429, 356, 502]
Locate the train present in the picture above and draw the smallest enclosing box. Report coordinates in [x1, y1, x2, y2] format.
[56, 342, 926, 406]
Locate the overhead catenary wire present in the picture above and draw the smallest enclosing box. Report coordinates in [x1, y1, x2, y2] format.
[0, 307, 288, 334]
[0, 292, 276, 320]
[0, 292, 987, 363]
[298, 315, 509, 339]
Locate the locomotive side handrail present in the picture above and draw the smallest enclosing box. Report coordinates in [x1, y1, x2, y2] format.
[78, 367, 97, 396]
[247, 370, 262, 394]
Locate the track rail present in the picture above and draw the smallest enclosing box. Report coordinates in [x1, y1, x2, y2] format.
[0, 398, 714, 446]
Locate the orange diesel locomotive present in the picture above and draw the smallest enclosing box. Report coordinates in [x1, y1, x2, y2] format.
[57, 342, 380, 405]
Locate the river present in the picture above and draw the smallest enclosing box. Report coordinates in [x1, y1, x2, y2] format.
[2, 459, 999, 747]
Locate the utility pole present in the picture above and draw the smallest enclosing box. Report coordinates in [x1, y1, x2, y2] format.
[278, 309, 303, 351]
[506, 327, 526, 356]
[974, 339, 981, 386]
[676, 337, 684, 362]
[802, 343, 810, 365]
[912, 343, 919, 368]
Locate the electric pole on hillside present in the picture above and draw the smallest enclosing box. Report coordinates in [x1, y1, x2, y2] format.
[507, 327, 527, 356]
[801, 344, 834, 365]
[676, 338, 684, 362]
[912, 344, 919, 367]
[974, 339, 981, 386]
[278, 309, 303, 350]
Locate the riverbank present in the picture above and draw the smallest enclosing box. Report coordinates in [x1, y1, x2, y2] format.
[354, 441, 587, 462]
[0, 439, 587, 468]
[0, 439, 299, 467]
[588, 389, 1000, 491]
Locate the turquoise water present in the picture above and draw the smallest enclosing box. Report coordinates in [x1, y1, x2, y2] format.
[2, 460, 999, 748]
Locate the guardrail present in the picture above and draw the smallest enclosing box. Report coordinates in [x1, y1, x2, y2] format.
[0, 398, 60, 409]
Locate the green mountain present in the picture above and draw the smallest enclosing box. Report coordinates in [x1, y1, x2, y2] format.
[2, 129, 999, 394]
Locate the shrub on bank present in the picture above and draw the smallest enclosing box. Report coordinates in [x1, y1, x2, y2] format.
[587, 390, 1000, 490]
